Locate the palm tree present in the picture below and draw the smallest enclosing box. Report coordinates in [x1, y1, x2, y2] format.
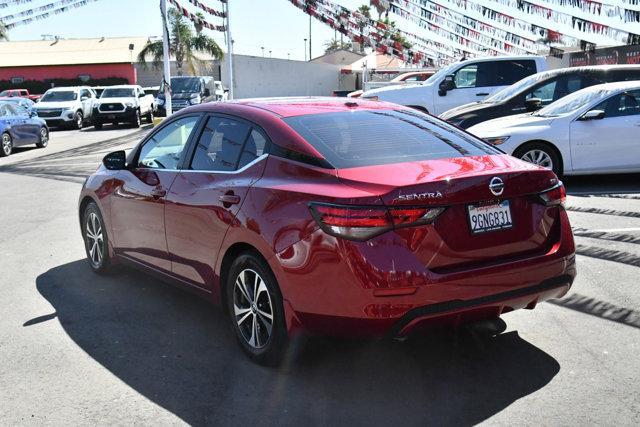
[137, 8, 224, 75]
[0, 21, 8, 41]
[323, 38, 352, 53]
[355, 5, 372, 53]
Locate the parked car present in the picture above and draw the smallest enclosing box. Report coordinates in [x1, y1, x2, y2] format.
[156, 76, 217, 116]
[361, 56, 547, 115]
[363, 70, 436, 92]
[440, 65, 640, 128]
[79, 97, 576, 365]
[0, 88, 41, 101]
[92, 85, 155, 129]
[468, 81, 640, 176]
[0, 96, 36, 111]
[33, 86, 98, 129]
[0, 101, 49, 157]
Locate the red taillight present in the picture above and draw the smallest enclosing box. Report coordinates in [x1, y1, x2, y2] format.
[309, 203, 445, 241]
[539, 182, 566, 207]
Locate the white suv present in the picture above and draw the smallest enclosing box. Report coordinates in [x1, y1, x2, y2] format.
[361, 56, 547, 116]
[34, 86, 97, 129]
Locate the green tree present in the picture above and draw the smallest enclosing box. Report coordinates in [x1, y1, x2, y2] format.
[137, 8, 224, 75]
[323, 38, 353, 53]
[377, 16, 412, 50]
[355, 5, 372, 53]
[0, 21, 8, 41]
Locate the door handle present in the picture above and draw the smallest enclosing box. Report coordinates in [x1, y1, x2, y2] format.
[219, 192, 241, 206]
[150, 187, 167, 199]
[476, 92, 489, 96]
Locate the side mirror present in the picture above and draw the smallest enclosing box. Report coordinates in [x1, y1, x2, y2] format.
[30, 109, 38, 117]
[103, 150, 127, 170]
[525, 97, 542, 112]
[438, 75, 455, 96]
[203, 88, 211, 97]
[138, 92, 145, 98]
[579, 109, 605, 121]
[81, 96, 88, 101]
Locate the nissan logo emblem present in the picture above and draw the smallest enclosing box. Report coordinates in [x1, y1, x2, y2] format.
[489, 177, 505, 196]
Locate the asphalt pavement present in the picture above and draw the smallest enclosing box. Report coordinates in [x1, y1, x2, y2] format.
[0, 126, 639, 426]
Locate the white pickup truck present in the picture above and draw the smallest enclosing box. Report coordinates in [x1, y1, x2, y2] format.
[361, 56, 547, 116]
[92, 85, 155, 129]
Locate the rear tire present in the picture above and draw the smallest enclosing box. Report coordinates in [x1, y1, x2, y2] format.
[1, 132, 12, 157]
[514, 142, 561, 176]
[146, 109, 154, 123]
[226, 252, 288, 366]
[36, 127, 49, 148]
[82, 202, 112, 273]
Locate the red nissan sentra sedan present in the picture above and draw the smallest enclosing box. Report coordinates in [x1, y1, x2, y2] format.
[79, 97, 576, 365]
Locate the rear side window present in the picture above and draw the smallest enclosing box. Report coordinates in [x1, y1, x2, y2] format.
[284, 110, 499, 169]
[496, 60, 537, 86]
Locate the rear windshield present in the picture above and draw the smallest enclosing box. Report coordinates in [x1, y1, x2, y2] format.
[283, 109, 499, 168]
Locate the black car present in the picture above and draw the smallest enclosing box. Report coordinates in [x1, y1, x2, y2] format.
[440, 65, 640, 129]
[156, 76, 216, 116]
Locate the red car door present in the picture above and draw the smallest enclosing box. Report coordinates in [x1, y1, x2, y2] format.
[165, 115, 268, 289]
[109, 115, 201, 272]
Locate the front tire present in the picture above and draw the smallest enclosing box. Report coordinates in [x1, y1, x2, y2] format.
[132, 110, 141, 128]
[82, 202, 111, 273]
[73, 111, 84, 130]
[514, 142, 562, 176]
[226, 252, 288, 366]
[1, 132, 12, 157]
[36, 127, 49, 148]
[146, 109, 154, 123]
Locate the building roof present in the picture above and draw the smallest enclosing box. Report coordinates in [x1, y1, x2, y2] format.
[0, 37, 152, 67]
[311, 49, 365, 66]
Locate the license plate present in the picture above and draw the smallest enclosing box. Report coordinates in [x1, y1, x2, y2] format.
[107, 114, 116, 119]
[468, 200, 513, 234]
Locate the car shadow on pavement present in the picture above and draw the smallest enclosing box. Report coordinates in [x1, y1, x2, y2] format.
[33, 260, 560, 426]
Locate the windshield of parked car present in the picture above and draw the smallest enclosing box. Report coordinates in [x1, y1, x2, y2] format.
[484, 72, 552, 103]
[101, 88, 136, 98]
[284, 109, 500, 168]
[170, 78, 201, 94]
[40, 91, 77, 102]
[534, 88, 612, 117]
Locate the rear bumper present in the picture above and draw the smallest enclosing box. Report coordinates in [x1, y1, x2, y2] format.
[271, 209, 576, 338]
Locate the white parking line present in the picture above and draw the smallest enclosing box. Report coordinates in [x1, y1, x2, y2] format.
[588, 227, 640, 233]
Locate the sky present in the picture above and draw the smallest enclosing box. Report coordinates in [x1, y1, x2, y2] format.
[2, 0, 368, 60]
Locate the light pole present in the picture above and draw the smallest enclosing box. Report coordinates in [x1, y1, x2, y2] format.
[309, 15, 312, 61]
[304, 38, 307, 61]
[160, 0, 172, 116]
[269, 50, 272, 58]
[261, 46, 265, 57]
[224, 0, 234, 100]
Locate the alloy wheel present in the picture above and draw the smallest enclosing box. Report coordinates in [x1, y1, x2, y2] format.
[233, 269, 274, 349]
[85, 212, 104, 268]
[520, 149, 553, 170]
[76, 112, 83, 129]
[2, 133, 12, 156]
[39, 128, 48, 146]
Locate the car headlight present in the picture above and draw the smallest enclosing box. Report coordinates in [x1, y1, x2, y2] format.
[484, 136, 510, 145]
[189, 95, 201, 105]
[157, 98, 165, 106]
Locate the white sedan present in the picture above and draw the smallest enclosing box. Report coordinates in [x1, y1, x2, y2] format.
[468, 81, 640, 176]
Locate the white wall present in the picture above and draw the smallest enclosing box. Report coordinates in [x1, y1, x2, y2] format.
[221, 54, 355, 99]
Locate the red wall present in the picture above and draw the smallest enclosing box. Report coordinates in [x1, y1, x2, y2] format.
[0, 63, 137, 83]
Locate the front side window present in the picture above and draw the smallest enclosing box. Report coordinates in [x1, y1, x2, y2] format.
[594, 90, 640, 118]
[138, 116, 199, 169]
[453, 65, 477, 88]
[190, 117, 252, 171]
[13, 105, 28, 117]
[284, 110, 499, 169]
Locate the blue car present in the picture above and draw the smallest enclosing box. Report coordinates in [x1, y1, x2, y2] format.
[0, 100, 49, 157]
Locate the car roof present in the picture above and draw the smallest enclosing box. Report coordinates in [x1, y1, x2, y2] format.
[577, 80, 640, 93]
[227, 96, 407, 117]
[458, 55, 543, 65]
[46, 86, 86, 91]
